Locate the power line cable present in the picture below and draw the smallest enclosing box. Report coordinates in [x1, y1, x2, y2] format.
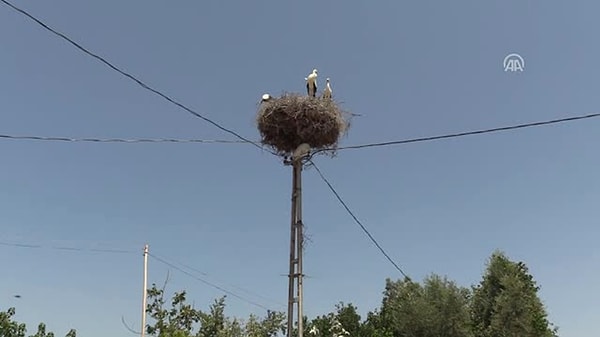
[0, 240, 136, 254]
[2, 111, 598, 151]
[172, 259, 286, 308]
[329, 112, 600, 153]
[148, 253, 275, 311]
[9, 0, 596, 286]
[153, 253, 285, 307]
[4, 116, 594, 279]
[3, 1, 599, 158]
[1, 238, 282, 310]
[0, 0, 273, 155]
[0, 134, 249, 144]
[309, 160, 411, 280]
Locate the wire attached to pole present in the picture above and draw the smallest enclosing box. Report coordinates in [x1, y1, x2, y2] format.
[309, 159, 411, 280]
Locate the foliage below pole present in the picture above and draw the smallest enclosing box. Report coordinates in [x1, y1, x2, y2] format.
[0, 308, 76, 337]
[1, 251, 559, 337]
[145, 283, 286, 337]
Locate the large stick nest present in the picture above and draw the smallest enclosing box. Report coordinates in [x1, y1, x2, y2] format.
[256, 93, 351, 156]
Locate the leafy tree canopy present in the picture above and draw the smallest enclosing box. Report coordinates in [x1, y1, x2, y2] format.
[1, 251, 558, 337]
[471, 250, 558, 337]
[145, 283, 286, 337]
[0, 308, 75, 337]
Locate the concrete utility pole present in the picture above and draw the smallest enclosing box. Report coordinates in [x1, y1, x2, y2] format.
[141, 244, 149, 337]
[286, 143, 310, 337]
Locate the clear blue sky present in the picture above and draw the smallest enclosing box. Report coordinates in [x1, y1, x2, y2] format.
[1, 1, 598, 336]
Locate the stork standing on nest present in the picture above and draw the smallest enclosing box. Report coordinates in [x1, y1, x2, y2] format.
[305, 69, 318, 97]
[260, 93, 272, 103]
[322, 78, 332, 99]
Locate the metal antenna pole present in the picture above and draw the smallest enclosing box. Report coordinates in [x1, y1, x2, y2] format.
[141, 244, 149, 337]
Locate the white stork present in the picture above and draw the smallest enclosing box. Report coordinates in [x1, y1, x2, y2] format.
[322, 78, 332, 99]
[305, 69, 318, 97]
[260, 93, 272, 103]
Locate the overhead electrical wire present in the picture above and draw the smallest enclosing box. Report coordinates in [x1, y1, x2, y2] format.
[3, 2, 598, 157]
[304, 112, 600, 278]
[0, 134, 248, 144]
[3, 109, 598, 151]
[3, 0, 599, 282]
[0, 0, 273, 155]
[172, 259, 285, 308]
[3, 111, 597, 153]
[0, 240, 136, 254]
[3, 111, 599, 277]
[148, 253, 275, 311]
[309, 160, 411, 280]
[1, 238, 281, 310]
[327, 112, 600, 153]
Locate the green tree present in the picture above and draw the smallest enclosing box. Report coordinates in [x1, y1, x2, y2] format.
[145, 283, 285, 337]
[360, 310, 392, 337]
[0, 308, 26, 337]
[146, 284, 201, 337]
[217, 316, 243, 337]
[245, 314, 262, 337]
[305, 303, 360, 337]
[30, 323, 54, 337]
[289, 315, 310, 337]
[421, 274, 473, 337]
[333, 303, 361, 337]
[378, 275, 472, 337]
[0, 308, 75, 337]
[245, 311, 285, 337]
[471, 251, 558, 337]
[308, 313, 334, 337]
[379, 277, 429, 337]
[197, 297, 227, 337]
